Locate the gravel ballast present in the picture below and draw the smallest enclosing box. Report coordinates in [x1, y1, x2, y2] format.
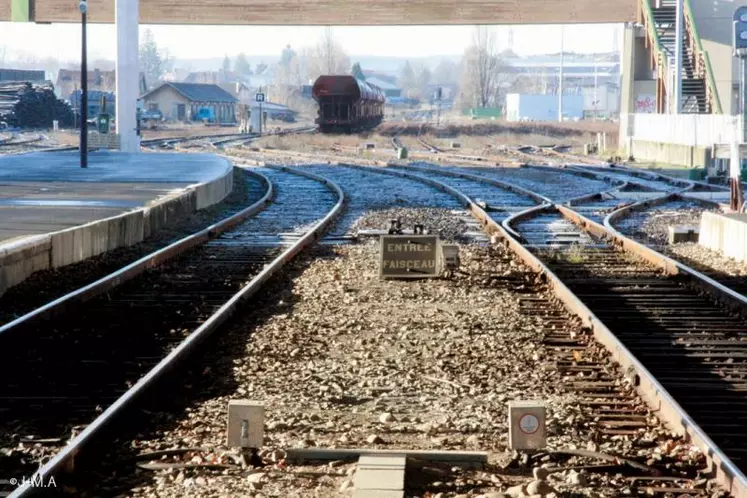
[67, 208, 721, 498]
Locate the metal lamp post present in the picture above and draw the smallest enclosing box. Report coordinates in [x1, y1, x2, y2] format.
[79, 0, 88, 168]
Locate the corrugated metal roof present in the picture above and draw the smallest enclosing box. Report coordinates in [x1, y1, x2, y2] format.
[365, 77, 399, 91]
[143, 82, 238, 103]
[248, 101, 297, 112]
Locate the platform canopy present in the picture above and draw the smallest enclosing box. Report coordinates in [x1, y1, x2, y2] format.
[1, 0, 636, 25]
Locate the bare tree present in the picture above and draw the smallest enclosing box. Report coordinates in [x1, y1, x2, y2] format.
[139, 29, 173, 89]
[307, 27, 350, 80]
[398, 61, 431, 101]
[458, 26, 508, 109]
[273, 51, 303, 106]
[432, 59, 459, 86]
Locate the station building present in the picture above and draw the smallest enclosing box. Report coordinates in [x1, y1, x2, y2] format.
[139, 82, 238, 124]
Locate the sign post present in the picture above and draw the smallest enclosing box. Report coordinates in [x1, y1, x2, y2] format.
[255, 91, 265, 136]
[379, 235, 440, 279]
[732, 7, 747, 210]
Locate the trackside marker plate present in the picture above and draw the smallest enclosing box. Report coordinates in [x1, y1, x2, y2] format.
[379, 235, 439, 279]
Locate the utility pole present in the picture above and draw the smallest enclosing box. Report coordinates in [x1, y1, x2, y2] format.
[79, 0, 88, 168]
[558, 24, 564, 122]
[593, 55, 599, 119]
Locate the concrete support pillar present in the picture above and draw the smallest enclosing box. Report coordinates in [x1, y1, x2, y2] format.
[116, 0, 140, 153]
[619, 23, 636, 149]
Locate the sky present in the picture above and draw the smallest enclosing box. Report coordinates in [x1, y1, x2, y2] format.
[0, 23, 621, 63]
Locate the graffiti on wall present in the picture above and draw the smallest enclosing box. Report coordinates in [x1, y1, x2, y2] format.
[634, 95, 656, 113]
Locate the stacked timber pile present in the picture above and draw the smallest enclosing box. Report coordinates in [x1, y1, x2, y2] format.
[0, 81, 73, 128]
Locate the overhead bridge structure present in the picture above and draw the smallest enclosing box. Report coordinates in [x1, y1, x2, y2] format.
[0, 0, 637, 24]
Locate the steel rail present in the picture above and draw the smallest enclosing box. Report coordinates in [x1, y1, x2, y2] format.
[10, 165, 344, 498]
[571, 164, 695, 192]
[523, 164, 630, 204]
[551, 204, 747, 497]
[0, 168, 273, 338]
[0, 134, 42, 147]
[601, 194, 747, 305]
[612, 163, 730, 193]
[388, 163, 552, 205]
[353, 164, 747, 497]
[385, 163, 553, 240]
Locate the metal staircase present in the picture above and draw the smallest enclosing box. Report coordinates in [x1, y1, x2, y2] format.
[639, 0, 722, 114]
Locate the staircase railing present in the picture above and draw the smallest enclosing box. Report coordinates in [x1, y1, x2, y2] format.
[639, 0, 670, 110]
[683, 0, 723, 113]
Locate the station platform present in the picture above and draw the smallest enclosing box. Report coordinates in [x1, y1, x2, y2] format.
[0, 150, 234, 295]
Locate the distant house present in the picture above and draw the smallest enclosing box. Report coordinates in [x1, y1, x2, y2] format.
[249, 100, 297, 121]
[362, 70, 397, 85]
[69, 90, 116, 117]
[56, 68, 116, 100]
[250, 65, 275, 91]
[366, 76, 402, 99]
[139, 82, 238, 124]
[185, 70, 250, 86]
[0, 68, 46, 83]
[219, 82, 253, 104]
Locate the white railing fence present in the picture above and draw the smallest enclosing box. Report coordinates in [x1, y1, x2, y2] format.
[621, 113, 742, 147]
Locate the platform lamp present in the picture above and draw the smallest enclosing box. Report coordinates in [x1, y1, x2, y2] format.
[79, 0, 88, 168]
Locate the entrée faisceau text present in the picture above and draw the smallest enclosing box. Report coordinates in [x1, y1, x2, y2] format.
[382, 242, 436, 270]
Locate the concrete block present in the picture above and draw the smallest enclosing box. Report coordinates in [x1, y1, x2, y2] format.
[354, 469, 405, 490]
[50, 228, 75, 268]
[357, 455, 406, 469]
[121, 212, 144, 247]
[90, 221, 109, 257]
[668, 225, 699, 244]
[700, 212, 747, 262]
[195, 167, 232, 210]
[107, 216, 125, 251]
[226, 400, 264, 448]
[354, 454, 406, 496]
[441, 244, 460, 270]
[508, 400, 547, 450]
[74, 225, 93, 262]
[0, 236, 52, 296]
[353, 491, 404, 498]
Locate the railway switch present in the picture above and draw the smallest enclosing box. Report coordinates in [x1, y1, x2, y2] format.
[227, 400, 264, 449]
[508, 400, 547, 450]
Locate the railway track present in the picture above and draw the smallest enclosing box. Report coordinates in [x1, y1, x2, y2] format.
[358, 166, 746, 495]
[351, 165, 738, 496]
[0, 165, 343, 498]
[387, 163, 544, 221]
[0, 134, 43, 148]
[3, 137, 746, 496]
[607, 194, 747, 298]
[297, 164, 466, 241]
[507, 205, 747, 493]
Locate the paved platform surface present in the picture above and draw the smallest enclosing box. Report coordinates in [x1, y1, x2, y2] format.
[0, 151, 231, 244]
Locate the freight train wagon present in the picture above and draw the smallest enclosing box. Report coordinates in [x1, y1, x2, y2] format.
[312, 75, 385, 133]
